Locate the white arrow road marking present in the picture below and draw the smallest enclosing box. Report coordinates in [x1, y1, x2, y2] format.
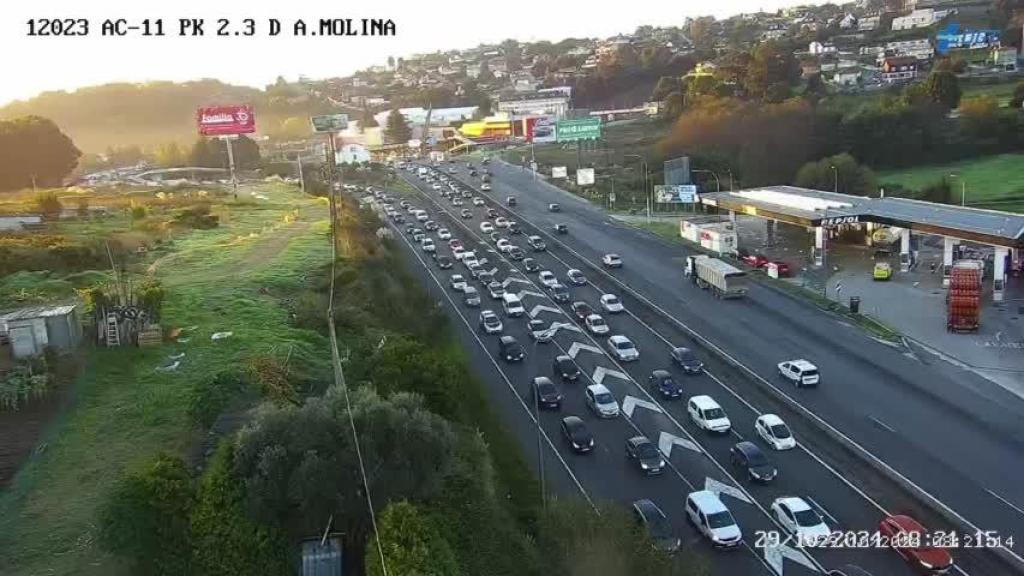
[658, 431, 701, 457]
[567, 342, 603, 359]
[502, 277, 532, 288]
[486, 267, 499, 276]
[546, 321, 582, 336]
[592, 366, 631, 387]
[515, 289, 547, 300]
[764, 541, 819, 575]
[529, 304, 564, 318]
[703, 477, 753, 505]
[621, 395, 662, 417]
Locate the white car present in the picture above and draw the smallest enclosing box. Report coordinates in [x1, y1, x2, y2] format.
[538, 270, 558, 288]
[777, 360, 820, 387]
[602, 253, 623, 268]
[771, 497, 831, 547]
[496, 238, 511, 250]
[481, 183, 492, 191]
[431, 183, 441, 190]
[416, 211, 429, 222]
[685, 491, 742, 548]
[463, 256, 479, 269]
[494, 217, 510, 228]
[452, 247, 467, 261]
[479, 310, 503, 334]
[607, 335, 639, 362]
[687, 395, 731, 433]
[585, 384, 620, 418]
[600, 294, 624, 314]
[437, 228, 451, 240]
[480, 222, 495, 234]
[585, 314, 610, 335]
[421, 238, 436, 253]
[473, 197, 485, 206]
[755, 414, 796, 450]
[449, 274, 467, 291]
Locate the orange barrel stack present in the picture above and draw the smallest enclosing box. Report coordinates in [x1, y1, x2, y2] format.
[946, 260, 982, 332]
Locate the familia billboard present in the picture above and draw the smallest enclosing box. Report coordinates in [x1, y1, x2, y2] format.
[936, 23, 1000, 54]
[197, 105, 256, 136]
[526, 115, 557, 143]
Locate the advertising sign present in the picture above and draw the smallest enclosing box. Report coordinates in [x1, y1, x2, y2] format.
[936, 23, 1000, 54]
[576, 168, 595, 186]
[551, 166, 567, 179]
[310, 113, 349, 133]
[655, 184, 698, 204]
[529, 115, 557, 143]
[664, 157, 692, 185]
[556, 118, 601, 142]
[197, 105, 256, 136]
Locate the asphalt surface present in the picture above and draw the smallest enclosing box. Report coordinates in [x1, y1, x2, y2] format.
[381, 159, 1024, 576]
[364, 166, 997, 576]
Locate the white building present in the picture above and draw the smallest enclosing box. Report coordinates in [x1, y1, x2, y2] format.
[891, 9, 953, 31]
[839, 14, 858, 29]
[858, 16, 881, 32]
[809, 41, 838, 55]
[830, 68, 862, 86]
[336, 143, 371, 164]
[497, 94, 571, 119]
[881, 39, 935, 62]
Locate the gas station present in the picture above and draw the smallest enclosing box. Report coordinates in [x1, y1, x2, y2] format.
[698, 186, 1024, 302]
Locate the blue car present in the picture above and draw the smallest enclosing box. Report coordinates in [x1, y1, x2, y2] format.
[649, 370, 682, 399]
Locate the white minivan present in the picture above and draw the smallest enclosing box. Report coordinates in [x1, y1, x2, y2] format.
[687, 395, 731, 434]
[414, 210, 429, 222]
[685, 490, 742, 547]
[502, 293, 525, 317]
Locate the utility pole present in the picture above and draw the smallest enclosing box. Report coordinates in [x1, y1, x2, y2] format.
[222, 136, 239, 194]
[296, 156, 305, 193]
[830, 164, 838, 194]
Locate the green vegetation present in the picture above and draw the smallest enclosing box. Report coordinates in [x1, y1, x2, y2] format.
[878, 152, 1024, 212]
[0, 116, 81, 190]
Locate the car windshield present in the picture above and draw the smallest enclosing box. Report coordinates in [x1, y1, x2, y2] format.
[677, 350, 696, 361]
[616, 341, 633, 350]
[659, 376, 675, 387]
[706, 511, 735, 529]
[770, 424, 792, 439]
[590, 317, 605, 326]
[595, 392, 615, 405]
[704, 408, 725, 420]
[745, 450, 769, 466]
[507, 344, 523, 354]
[537, 382, 555, 394]
[794, 509, 822, 527]
[606, 296, 619, 304]
[637, 443, 659, 459]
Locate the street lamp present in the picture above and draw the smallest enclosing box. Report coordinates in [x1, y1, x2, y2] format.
[624, 154, 650, 223]
[948, 174, 965, 206]
[692, 169, 720, 216]
[830, 165, 838, 193]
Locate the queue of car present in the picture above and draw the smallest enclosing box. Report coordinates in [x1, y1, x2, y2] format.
[391, 164, 939, 576]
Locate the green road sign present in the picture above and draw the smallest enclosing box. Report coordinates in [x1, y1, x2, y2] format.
[556, 118, 601, 142]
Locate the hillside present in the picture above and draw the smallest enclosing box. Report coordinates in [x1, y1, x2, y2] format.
[0, 80, 342, 153]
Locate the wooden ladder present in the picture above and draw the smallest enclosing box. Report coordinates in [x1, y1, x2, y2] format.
[105, 313, 120, 347]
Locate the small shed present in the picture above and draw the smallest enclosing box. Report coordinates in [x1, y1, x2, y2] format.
[0, 304, 82, 359]
[301, 536, 343, 576]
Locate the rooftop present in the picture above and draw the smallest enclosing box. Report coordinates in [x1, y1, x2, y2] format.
[0, 304, 77, 322]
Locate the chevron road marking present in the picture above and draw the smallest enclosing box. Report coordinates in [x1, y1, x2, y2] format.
[621, 394, 662, 417]
[546, 321, 582, 336]
[529, 304, 564, 318]
[764, 541, 819, 575]
[703, 477, 753, 505]
[515, 289, 547, 300]
[658, 431, 701, 457]
[592, 366, 631, 387]
[502, 277, 532, 288]
[567, 342, 603, 359]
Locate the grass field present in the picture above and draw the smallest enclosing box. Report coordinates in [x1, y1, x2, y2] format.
[829, 77, 1021, 112]
[0, 182, 332, 576]
[877, 152, 1024, 212]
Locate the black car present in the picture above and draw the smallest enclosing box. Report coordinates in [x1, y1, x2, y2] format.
[560, 416, 594, 453]
[649, 370, 683, 399]
[553, 355, 580, 381]
[670, 347, 704, 374]
[549, 283, 570, 303]
[531, 377, 562, 409]
[625, 436, 666, 475]
[554, 223, 568, 234]
[571, 301, 593, 321]
[498, 336, 525, 362]
[633, 499, 681, 553]
[508, 247, 525, 261]
[506, 196, 517, 206]
[392, 214, 405, 224]
[522, 258, 540, 273]
[436, 255, 453, 270]
[729, 441, 777, 483]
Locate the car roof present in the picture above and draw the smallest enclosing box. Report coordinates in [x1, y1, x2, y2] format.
[627, 435, 651, 446]
[652, 369, 672, 378]
[789, 359, 817, 370]
[562, 415, 584, 428]
[776, 496, 811, 512]
[587, 383, 611, 395]
[572, 301, 589, 307]
[733, 440, 763, 457]
[586, 314, 603, 321]
[609, 335, 630, 343]
[689, 395, 720, 409]
[886, 514, 925, 532]
[632, 498, 663, 518]
[500, 335, 517, 344]
[673, 346, 694, 356]
[688, 490, 728, 513]
[601, 293, 618, 300]
[481, 309, 497, 317]
[534, 376, 553, 385]
[759, 413, 785, 426]
[555, 354, 572, 363]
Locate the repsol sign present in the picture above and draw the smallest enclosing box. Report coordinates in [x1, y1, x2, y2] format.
[819, 215, 860, 227]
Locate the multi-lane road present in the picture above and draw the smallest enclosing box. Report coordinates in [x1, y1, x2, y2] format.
[361, 158, 1021, 576]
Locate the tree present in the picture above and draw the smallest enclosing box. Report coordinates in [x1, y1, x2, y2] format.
[98, 455, 195, 576]
[477, 60, 495, 83]
[34, 191, 62, 219]
[189, 139, 219, 168]
[360, 107, 379, 131]
[803, 73, 828, 103]
[794, 153, 877, 195]
[365, 502, 461, 576]
[651, 76, 680, 102]
[385, 109, 412, 144]
[387, 55, 395, 69]
[1010, 81, 1024, 108]
[923, 70, 962, 110]
[155, 141, 187, 168]
[959, 95, 1001, 138]
[0, 115, 81, 191]
[743, 41, 799, 102]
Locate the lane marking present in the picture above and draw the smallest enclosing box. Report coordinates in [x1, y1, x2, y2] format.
[987, 489, 1024, 518]
[704, 476, 753, 505]
[868, 416, 896, 434]
[764, 541, 820, 575]
[658, 431, 701, 457]
[529, 304, 563, 318]
[806, 496, 839, 527]
[621, 394, 663, 417]
[567, 341, 603, 359]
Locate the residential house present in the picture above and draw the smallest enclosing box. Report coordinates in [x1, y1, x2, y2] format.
[858, 16, 881, 31]
[830, 67, 863, 86]
[839, 14, 858, 29]
[993, 46, 1018, 71]
[881, 56, 920, 82]
[891, 8, 953, 31]
[809, 41, 838, 55]
[882, 38, 934, 62]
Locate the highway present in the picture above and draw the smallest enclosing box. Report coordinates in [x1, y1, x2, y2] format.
[382, 158, 1023, 576]
[367, 165, 1007, 576]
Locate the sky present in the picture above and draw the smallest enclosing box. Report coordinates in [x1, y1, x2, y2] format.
[3, 0, 817, 106]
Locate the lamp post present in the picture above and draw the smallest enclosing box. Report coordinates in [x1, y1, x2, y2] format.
[948, 173, 965, 206]
[692, 169, 720, 216]
[830, 164, 838, 193]
[625, 154, 650, 223]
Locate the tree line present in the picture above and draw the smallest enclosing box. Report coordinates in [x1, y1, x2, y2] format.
[0, 116, 80, 191]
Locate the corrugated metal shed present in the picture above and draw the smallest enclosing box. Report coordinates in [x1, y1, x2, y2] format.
[301, 537, 343, 576]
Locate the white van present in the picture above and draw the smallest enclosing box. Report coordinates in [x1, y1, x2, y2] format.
[414, 210, 429, 222]
[502, 293, 525, 317]
[687, 395, 731, 433]
[685, 490, 742, 547]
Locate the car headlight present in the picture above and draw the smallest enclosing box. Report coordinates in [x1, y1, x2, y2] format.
[640, 462, 650, 469]
[920, 562, 933, 569]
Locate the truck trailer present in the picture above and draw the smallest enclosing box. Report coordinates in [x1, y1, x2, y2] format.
[686, 255, 748, 299]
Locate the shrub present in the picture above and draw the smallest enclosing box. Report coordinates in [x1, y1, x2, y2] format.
[186, 369, 252, 427]
[172, 204, 219, 229]
[131, 205, 147, 220]
[136, 277, 165, 319]
[34, 191, 62, 219]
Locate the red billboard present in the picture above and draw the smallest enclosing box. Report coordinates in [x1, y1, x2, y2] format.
[196, 105, 256, 136]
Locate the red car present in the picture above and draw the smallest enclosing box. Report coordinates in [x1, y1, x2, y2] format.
[742, 254, 770, 268]
[878, 515, 953, 574]
[765, 260, 791, 277]
[448, 239, 463, 250]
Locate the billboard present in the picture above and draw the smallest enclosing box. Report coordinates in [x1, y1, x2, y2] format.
[528, 115, 557, 143]
[551, 166, 567, 179]
[311, 114, 349, 133]
[664, 157, 692, 185]
[197, 105, 256, 136]
[576, 168, 595, 186]
[556, 118, 601, 142]
[655, 185, 698, 204]
[936, 24, 1000, 54]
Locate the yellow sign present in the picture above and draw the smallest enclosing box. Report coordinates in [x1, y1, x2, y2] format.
[743, 206, 758, 216]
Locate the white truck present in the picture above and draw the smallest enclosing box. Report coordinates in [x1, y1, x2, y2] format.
[686, 255, 748, 299]
[417, 166, 428, 177]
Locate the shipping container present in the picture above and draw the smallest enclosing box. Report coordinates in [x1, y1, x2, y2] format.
[946, 260, 981, 332]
